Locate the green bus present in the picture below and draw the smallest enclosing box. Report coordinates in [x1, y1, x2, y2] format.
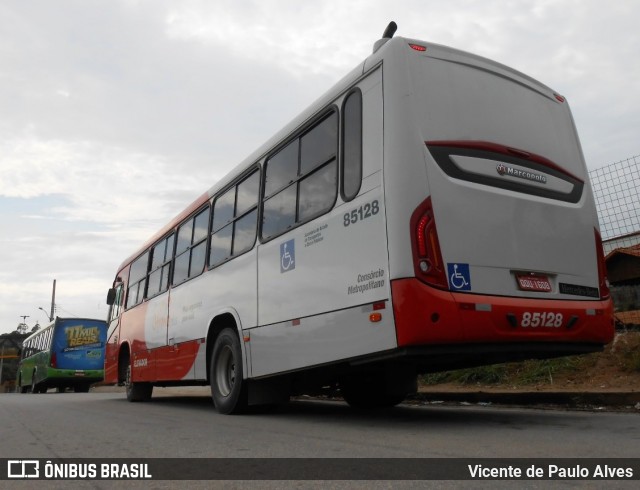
[18, 317, 107, 393]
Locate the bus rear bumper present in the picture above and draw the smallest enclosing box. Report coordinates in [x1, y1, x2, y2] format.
[391, 278, 615, 348]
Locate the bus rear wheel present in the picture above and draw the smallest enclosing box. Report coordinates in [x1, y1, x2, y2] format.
[125, 364, 153, 402]
[210, 328, 247, 414]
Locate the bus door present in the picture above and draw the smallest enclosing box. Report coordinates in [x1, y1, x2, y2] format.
[105, 283, 123, 383]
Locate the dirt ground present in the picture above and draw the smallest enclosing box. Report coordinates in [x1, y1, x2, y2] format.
[419, 331, 640, 394]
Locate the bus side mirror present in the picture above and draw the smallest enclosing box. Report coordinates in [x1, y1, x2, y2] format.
[106, 288, 116, 306]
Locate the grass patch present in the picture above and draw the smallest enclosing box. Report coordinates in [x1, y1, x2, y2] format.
[422, 364, 509, 386]
[513, 356, 592, 385]
[421, 354, 596, 387]
[420, 333, 640, 388]
[621, 353, 640, 372]
[616, 337, 640, 372]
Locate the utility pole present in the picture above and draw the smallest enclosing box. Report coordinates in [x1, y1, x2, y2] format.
[0, 343, 4, 385]
[50, 279, 56, 322]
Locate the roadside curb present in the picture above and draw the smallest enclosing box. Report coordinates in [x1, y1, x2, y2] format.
[91, 385, 640, 410]
[412, 391, 640, 408]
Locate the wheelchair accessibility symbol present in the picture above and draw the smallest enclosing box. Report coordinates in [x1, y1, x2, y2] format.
[447, 263, 471, 291]
[280, 239, 296, 273]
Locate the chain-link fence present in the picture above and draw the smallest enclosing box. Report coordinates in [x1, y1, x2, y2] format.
[590, 155, 640, 253]
[589, 154, 640, 326]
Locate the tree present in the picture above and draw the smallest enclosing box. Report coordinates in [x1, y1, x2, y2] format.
[0, 332, 28, 385]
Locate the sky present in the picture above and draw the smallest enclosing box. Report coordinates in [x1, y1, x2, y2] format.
[1, 0, 639, 334]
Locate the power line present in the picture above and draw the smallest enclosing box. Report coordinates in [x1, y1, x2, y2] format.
[54, 305, 81, 318]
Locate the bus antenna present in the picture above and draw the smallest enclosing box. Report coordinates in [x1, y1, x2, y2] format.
[373, 21, 398, 53]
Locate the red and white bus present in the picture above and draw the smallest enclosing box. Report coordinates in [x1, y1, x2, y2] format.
[105, 24, 614, 413]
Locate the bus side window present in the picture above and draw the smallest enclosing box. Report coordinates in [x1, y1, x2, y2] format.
[210, 169, 260, 267]
[127, 252, 150, 309]
[174, 207, 210, 285]
[262, 111, 338, 240]
[341, 89, 363, 202]
[298, 112, 338, 221]
[109, 285, 123, 322]
[148, 234, 174, 298]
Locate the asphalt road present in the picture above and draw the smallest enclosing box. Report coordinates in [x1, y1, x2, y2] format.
[1, 388, 639, 487]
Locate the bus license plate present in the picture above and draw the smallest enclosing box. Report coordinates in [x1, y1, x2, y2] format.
[516, 274, 552, 292]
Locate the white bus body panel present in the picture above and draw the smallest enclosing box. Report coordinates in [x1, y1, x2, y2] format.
[381, 39, 601, 298]
[251, 67, 396, 377]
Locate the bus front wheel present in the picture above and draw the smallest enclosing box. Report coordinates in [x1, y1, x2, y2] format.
[125, 364, 153, 402]
[210, 328, 247, 414]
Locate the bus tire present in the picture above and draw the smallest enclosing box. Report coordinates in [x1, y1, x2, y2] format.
[210, 328, 247, 414]
[125, 364, 153, 402]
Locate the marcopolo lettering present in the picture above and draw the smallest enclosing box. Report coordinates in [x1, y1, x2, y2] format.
[496, 163, 547, 184]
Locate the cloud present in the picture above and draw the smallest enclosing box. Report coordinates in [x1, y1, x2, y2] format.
[0, 132, 210, 332]
[164, 0, 372, 77]
[0, 134, 207, 223]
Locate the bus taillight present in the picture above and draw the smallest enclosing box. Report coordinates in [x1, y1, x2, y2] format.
[411, 197, 447, 289]
[51, 352, 57, 368]
[595, 229, 610, 299]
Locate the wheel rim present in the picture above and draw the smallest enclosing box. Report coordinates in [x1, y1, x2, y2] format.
[215, 345, 235, 397]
